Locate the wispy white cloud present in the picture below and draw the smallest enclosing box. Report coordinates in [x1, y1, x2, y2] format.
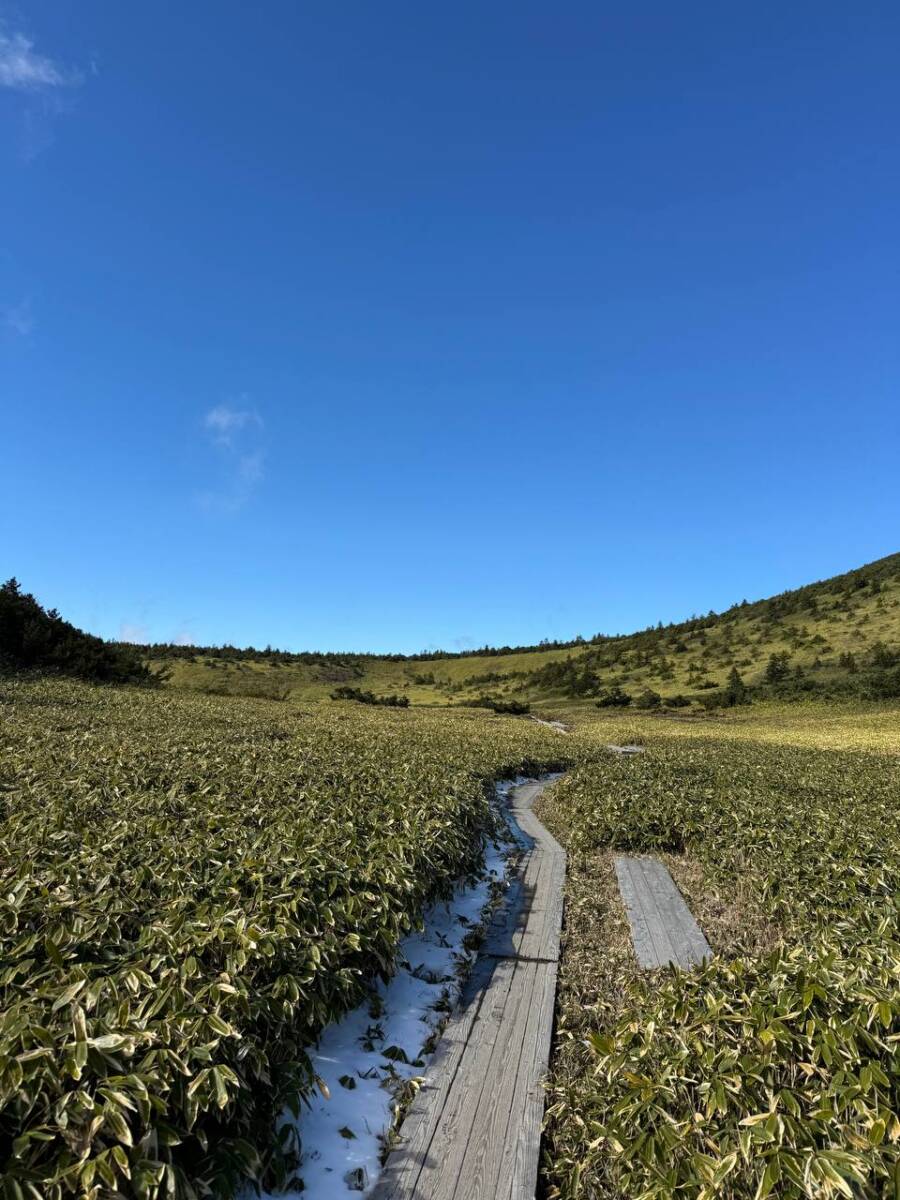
[204, 403, 263, 447]
[199, 401, 266, 513]
[3, 298, 34, 337]
[0, 28, 79, 91]
[453, 635, 476, 651]
[118, 621, 149, 644]
[238, 448, 265, 485]
[1, 25, 84, 161]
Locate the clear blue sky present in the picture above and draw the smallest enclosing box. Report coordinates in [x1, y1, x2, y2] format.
[3, 3, 898, 653]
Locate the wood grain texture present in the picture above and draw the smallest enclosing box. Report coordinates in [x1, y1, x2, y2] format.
[371, 776, 565, 1200]
[614, 855, 711, 969]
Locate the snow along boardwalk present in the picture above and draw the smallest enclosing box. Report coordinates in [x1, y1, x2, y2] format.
[371, 777, 566, 1200]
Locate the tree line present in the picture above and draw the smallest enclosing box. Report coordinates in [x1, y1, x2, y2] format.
[0, 579, 154, 685]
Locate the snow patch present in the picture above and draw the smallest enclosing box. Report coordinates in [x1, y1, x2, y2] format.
[254, 779, 528, 1199]
[530, 715, 569, 734]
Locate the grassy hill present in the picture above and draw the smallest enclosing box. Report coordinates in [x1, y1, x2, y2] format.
[5, 562, 900, 1198]
[146, 551, 900, 711]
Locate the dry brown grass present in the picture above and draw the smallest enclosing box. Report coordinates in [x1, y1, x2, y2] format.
[663, 852, 782, 961]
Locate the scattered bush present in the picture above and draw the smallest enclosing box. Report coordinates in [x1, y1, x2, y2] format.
[529, 657, 602, 697]
[461, 695, 530, 715]
[722, 665, 751, 706]
[330, 685, 409, 707]
[764, 651, 793, 683]
[864, 665, 900, 700]
[869, 641, 900, 669]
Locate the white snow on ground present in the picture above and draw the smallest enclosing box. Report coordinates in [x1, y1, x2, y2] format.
[255, 779, 527, 1199]
[529, 715, 569, 734]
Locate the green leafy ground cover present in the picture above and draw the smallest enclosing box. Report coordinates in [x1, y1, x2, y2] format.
[4, 667, 900, 1200]
[0, 679, 565, 1199]
[537, 712, 900, 1199]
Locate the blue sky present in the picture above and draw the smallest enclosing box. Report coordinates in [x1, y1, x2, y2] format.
[2, 3, 898, 653]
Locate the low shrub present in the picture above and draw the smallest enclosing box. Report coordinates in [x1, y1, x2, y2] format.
[461, 695, 530, 715]
[330, 685, 409, 707]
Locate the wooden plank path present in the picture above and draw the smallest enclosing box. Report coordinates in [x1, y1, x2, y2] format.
[371, 778, 565, 1200]
[614, 855, 711, 969]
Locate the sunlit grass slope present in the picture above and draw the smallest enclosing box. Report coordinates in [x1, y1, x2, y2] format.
[148, 551, 900, 710]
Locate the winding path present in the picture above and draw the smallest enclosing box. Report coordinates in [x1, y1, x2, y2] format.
[371, 777, 565, 1200]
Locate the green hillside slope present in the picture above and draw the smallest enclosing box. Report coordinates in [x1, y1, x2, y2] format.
[145, 551, 900, 711]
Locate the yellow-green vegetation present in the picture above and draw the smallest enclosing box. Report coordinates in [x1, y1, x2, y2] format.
[585, 699, 900, 755]
[537, 707, 900, 1199]
[0, 677, 566, 1199]
[6, 552, 900, 1200]
[146, 552, 900, 711]
[152, 642, 576, 708]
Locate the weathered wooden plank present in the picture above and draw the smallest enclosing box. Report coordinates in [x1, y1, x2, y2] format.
[372, 775, 565, 1200]
[614, 855, 711, 969]
[617, 857, 675, 966]
[480, 847, 541, 959]
[616, 857, 677, 966]
[428, 957, 539, 1199]
[640, 859, 709, 965]
[504, 959, 559, 1200]
[370, 957, 519, 1199]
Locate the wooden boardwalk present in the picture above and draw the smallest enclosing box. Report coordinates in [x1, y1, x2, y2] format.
[614, 855, 711, 969]
[371, 778, 565, 1200]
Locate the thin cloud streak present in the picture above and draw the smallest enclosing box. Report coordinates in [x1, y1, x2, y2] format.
[118, 621, 149, 645]
[204, 403, 263, 448]
[198, 401, 267, 513]
[3, 299, 34, 337]
[1, 25, 84, 161]
[0, 29, 79, 91]
[238, 449, 265, 485]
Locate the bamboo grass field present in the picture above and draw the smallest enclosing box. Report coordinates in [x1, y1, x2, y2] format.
[0, 678, 569, 1198]
[3, 555, 900, 1199]
[537, 711, 900, 1198]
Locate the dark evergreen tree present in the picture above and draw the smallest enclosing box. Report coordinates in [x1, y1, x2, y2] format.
[764, 652, 792, 684]
[0, 579, 154, 685]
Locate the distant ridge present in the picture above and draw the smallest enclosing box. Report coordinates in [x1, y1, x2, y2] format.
[136, 551, 900, 709]
[129, 549, 900, 663]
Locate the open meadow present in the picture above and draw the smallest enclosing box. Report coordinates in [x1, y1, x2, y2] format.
[3, 669, 899, 1199]
[538, 705, 900, 1198]
[0, 677, 567, 1198]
